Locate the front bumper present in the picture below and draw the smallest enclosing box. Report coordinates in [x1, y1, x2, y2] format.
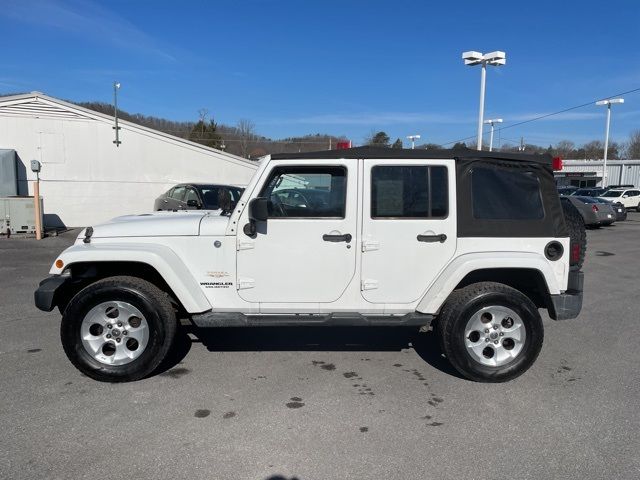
[34, 275, 70, 312]
[548, 271, 583, 320]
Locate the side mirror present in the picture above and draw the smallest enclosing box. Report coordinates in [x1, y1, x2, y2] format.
[249, 197, 269, 222]
[622, 195, 628, 199]
[187, 199, 201, 208]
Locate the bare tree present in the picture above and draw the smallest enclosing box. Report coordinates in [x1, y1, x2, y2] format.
[197, 108, 209, 136]
[555, 140, 575, 158]
[237, 119, 256, 158]
[626, 130, 640, 159]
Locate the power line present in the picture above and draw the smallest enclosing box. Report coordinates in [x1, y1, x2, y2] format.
[441, 86, 640, 146]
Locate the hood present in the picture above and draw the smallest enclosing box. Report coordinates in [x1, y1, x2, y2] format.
[80, 211, 227, 238]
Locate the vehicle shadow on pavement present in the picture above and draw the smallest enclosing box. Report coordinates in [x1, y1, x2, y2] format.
[154, 325, 462, 379]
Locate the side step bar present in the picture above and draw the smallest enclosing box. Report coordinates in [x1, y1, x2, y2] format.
[191, 312, 434, 328]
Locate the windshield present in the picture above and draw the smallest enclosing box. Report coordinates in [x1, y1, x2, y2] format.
[601, 190, 623, 198]
[198, 186, 244, 210]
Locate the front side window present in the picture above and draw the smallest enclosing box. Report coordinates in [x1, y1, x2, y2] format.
[171, 186, 186, 201]
[260, 166, 347, 218]
[371, 165, 448, 218]
[184, 188, 200, 203]
[472, 167, 544, 220]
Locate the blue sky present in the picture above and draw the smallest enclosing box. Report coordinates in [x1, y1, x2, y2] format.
[2, 0, 640, 147]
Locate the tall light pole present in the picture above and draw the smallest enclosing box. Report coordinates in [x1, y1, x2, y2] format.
[462, 51, 506, 150]
[406, 134, 421, 149]
[113, 82, 122, 147]
[596, 98, 624, 187]
[483, 118, 503, 152]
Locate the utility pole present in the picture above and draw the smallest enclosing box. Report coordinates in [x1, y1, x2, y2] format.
[462, 51, 506, 150]
[113, 82, 122, 146]
[596, 98, 624, 187]
[406, 135, 421, 149]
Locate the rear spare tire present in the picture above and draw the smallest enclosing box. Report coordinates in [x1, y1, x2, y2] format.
[561, 199, 586, 271]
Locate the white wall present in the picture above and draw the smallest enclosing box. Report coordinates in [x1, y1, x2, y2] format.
[0, 112, 258, 227]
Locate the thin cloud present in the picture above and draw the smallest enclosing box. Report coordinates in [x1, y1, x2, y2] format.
[505, 111, 602, 122]
[265, 112, 475, 126]
[2, 0, 176, 61]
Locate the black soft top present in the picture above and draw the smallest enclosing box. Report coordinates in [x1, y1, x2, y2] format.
[271, 146, 553, 166]
[271, 145, 566, 238]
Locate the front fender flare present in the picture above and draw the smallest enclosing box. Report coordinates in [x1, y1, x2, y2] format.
[49, 243, 212, 313]
[416, 252, 562, 314]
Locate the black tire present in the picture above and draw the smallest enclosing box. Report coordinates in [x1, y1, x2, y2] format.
[636, 202, 640, 212]
[437, 282, 544, 383]
[561, 199, 587, 271]
[61, 276, 177, 382]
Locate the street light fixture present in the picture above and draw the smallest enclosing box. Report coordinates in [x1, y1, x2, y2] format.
[596, 98, 624, 187]
[462, 50, 506, 150]
[406, 134, 421, 149]
[483, 118, 503, 152]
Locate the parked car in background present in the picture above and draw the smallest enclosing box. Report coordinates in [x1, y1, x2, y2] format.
[154, 184, 244, 212]
[606, 184, 635, 189]
[570, 188, 607, 197]
[599, 188, 640, 211]
[562, 196, 616, 227]
[593, 198, 627, 221]
[557, 186, 578, 196]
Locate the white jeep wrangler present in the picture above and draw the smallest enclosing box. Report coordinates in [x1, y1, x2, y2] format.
[35, 147, 585, 383]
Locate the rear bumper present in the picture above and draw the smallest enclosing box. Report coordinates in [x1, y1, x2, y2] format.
[548, 271, 583, 320]
[34, 275, 70, 312]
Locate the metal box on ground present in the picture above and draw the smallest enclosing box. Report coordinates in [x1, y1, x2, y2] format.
[0, 150, 18, 197]
[1, 197, 43, 235]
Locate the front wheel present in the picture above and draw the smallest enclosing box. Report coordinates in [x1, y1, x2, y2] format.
[61, 276, 177, 382]
[437, 282, 544, 382]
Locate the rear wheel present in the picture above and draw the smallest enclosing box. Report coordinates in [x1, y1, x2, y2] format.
[61, 276, 177, 382]
[437, 282, 544, 382]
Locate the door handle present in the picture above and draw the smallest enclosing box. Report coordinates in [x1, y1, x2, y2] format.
[323, 233, 352, 243]
[417, 234, 447, 243]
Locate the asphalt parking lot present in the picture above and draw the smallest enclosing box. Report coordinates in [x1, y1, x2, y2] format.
[1, 217, 639, 480]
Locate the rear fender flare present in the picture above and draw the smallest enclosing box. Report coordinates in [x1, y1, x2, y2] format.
[416, 252, 563, 314]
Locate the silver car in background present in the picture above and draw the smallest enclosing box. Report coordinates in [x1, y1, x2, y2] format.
[562, 196, 616, 227]
[154, 184, 244, 213]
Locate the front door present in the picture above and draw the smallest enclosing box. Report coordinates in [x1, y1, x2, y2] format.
[236, 160, 358, 304]
[360, 159, 457, 304]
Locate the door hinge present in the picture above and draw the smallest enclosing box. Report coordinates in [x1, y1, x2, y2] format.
[237, 278, 255, 290]
[361, 279, 378, 291]
[237, 239, 255, 251]
[362, 240, 380, 252]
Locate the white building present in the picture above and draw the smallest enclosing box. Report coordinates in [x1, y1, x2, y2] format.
[0, 92, 258, 228]
[555, 159, 640, 188]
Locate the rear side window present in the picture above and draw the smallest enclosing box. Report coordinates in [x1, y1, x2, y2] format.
[371, 165, 448, 218]
[472, 167, 544, 220]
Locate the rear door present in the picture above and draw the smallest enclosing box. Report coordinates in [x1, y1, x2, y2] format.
[360, 159, 456, 304]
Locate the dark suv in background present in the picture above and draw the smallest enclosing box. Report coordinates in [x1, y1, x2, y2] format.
[154, 184, 244, 212]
